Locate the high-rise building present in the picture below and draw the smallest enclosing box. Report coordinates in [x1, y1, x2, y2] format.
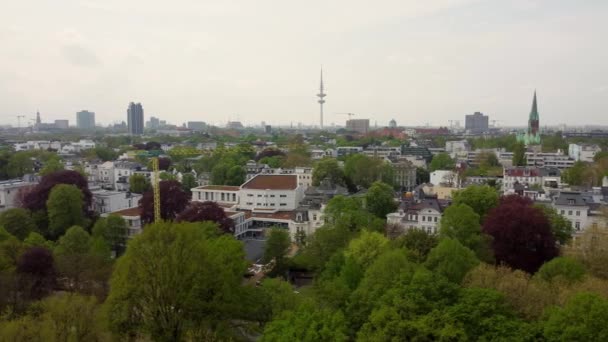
[76, 110, 96, 129]
[54, 120, 69, 129]
[346, 119, 370, 134]
[465, 112, 489, 133]
[127, 102, 144, 135]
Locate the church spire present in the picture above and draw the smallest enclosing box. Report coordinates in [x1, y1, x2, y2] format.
[529, 90, 539, 121]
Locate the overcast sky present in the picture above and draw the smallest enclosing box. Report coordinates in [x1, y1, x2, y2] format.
[1, 0, 607, 128]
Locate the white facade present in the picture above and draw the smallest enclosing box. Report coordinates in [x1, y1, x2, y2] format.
[104, 207, 142, 237]
[91, 189, 142, 214]
[239, 188, 302, 211]
[430, 170, 459, 187]
[191, 185, 240, 206]
[568, 143, 602, 162]
[387, 206, 442, 234]
[0, 180, 36, 212]
[445, 140, 470, 158]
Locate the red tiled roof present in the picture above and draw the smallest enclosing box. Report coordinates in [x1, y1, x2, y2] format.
[111, 207, 142, 217]
[195, 185, 240, 191]
[241, 175, 297, 190]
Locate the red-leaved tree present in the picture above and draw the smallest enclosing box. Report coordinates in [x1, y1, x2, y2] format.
[158, 157, 172, 171]
[17, 247, 56, 300]
[140, 180, 189, 224]
[22, 170, 92, 213]
[255, 148, 285, 161]
[483, 195, 558, 273]
[176, 201, 234, 234]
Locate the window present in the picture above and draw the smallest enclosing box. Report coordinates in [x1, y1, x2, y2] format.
[576, 211, 580, 216]
[248, 194, 253, 197]
[280, 195, 287, 198]
[257, 194, 262, 197]
[422, 216, 426, 222]
[561, 210, 565, 215]
[270, 195, 275, 198]
[568, 210, 573, 216]
[575, 222, 581, 230]
[280, 203, 287, 206]
[434, 217, 438, 222]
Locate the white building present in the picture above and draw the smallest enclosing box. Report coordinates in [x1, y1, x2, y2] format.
[568, 143, 602, 163]
[0, 180, 36, 212]
[239, 174, 305, 211]
[104, 207, 143, 237]
[430, 170, 459, 188]
[192, 185, 240, 207]
[552, 191, 605, 233]
[91, 189, 142, 214]
[445, 140, 471, 159]
[387, 197, 445, 234]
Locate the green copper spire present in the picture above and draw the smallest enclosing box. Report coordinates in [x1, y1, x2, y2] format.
[529, 90, 539, 121]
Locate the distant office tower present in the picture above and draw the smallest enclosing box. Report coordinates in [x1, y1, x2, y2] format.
[465, 112, 489, 133]
[187, 121, 207, 131]
[346, 119, 370, 134]
[54, 120, 69, 129]
[146, 116, 160, 129]
[76, 110, 96, 129]
[127, 102, 144, 135]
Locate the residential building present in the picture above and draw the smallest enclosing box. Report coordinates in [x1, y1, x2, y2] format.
[363, 146, 401, 159]
[445, 140, 471, 159]
[127, 102, 144, 135]
[502, 167, 561, 193]
[105, 207, 143, 237]
[387, 196, 446, 234]
[465, 112, 489, 133]
[0, 179, 36, 212]
[430, 170, 459, 187]
[336, 146, 363, 158]
[346, 119, 370, 134]
[76, 110, 96, 129]
[552, 191, 598, 232]
[568, 143, 602, 162]
[91, 189, 142, 214]
[390, 158, 416, 191]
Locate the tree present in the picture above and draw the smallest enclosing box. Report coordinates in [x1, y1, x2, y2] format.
[0, 208, 36, 240]
[323, 195, 385, 233]
[440, 203, 492, 261]
[180, 172, 197, 193]
[344, 230, 389, 269]
[429, 152, 455, 172]
[92, 146, 118, 161]
[105, 221, 246, 341]
[364, 181, 396, 219]
[211, 162, 245, 186]
[17, 246, 56, 300]
[23, 232, 52, 249]
[312, 158, 346, 186]
[416, 167, 430, 185]
[452, 185, 499, 220]
[264, 228, 291, 274]
[140, 180, 190, 224]
[534, 204, 574, 245]
[425, 238, 479, 283]
[483, 195, 558, 273]
[561, 161, 588, 186]
[145, 141, 161, 151]
[543, 293, 608, 341]
[22, 170, 92, 214]
[297, 224, 353, 271]
[46, 184, 86, 240]
[344, 154, 393, 189]
[128, 174, 150, 194]
[7, 152, 34, 178]
[39, 157, 64, 176]
[564, 225, 608, 279]
[512, 142, 527, 166]
[256, 148, 285, 161]
[92, 214, 128, 255]
[176, 201, 234, 234]
[536, 256, 585, 284]
[391, 228, 439, 263]
[261, 301, 348, 342]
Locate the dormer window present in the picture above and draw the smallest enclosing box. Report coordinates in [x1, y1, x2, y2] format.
[568, 199, 575, 205]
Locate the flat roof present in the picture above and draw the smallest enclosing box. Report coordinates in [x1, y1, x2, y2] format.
[241, 174, 297, 190]
[195, 185, 240, 191]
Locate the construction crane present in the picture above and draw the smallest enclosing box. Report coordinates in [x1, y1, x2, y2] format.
[336, 112, 356, 120]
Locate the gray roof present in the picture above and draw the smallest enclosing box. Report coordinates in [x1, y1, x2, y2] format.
[554, 191, 593, 206]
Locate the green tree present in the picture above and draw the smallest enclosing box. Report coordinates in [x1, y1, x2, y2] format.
[534, 204, 574, 245]
[92, 214, 128, 255]
[128, 174, 150, 194]
[344, 154, 393, 189]
[312, 158, 346, 186]
[46, 184, 85, 240]
[452, 185, 499, 220]
[296, 224, 353, 271]
[261, 301, 348, 342]
[512, 142, 527, 166]
[105, 221, 247, 341]
[543, 293, 608, 341]
[0, 208, 37, 240]
[440, 203, 492, 261]
[429, 152, 455, 171]
[23, 232, 52, 249]
[180, 172, 197, 193]
[323, 195, 385, 233]
[39, 156, 64, 176]
[425, 238, 479, 284]
[364, 181, 396, 219]
[344, 230, 389, 269]
[264, 228, 291, 274]
[7, 152, 34, 178]
[391, 229, 439, 263]
[536, 256, 586, 284]
[561, 161, 587, 186]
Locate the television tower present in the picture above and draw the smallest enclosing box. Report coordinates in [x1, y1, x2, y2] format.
[317, 68, 326, 129]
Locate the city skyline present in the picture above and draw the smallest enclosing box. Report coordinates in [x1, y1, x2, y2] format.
[1, 1, 607, 127]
